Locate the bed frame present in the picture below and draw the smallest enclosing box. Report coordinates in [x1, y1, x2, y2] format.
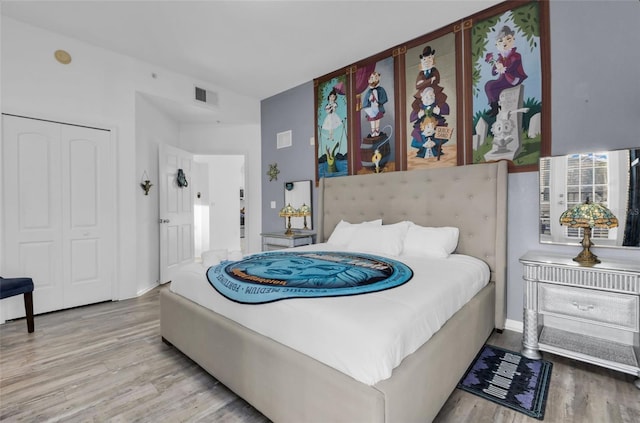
[160, 160, 507, 422]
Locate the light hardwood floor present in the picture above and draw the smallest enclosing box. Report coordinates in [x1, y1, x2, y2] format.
[1, 286, 638, 422]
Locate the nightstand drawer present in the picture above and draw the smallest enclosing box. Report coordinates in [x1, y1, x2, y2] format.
[539, 283, 639, 331]
[263, 236, 294, 247]
[263, 236, 313, 247]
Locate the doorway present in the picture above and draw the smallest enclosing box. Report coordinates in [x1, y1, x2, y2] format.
[193, 155, 246, 257]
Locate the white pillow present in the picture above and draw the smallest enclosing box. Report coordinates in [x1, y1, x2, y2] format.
[228, 250, 244, 261]
[346, 223, 409, 256]
[402, 225, 459, 258]
[382, 220, 413, 232]
[201, 249, 227, 267]
[327, 219, 382, 247]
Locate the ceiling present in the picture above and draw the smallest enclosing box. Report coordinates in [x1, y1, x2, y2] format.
[2, 0, 501, 122]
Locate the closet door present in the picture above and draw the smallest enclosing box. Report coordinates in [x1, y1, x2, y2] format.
[2, 116, 65, 314]
[2, 115, 114, 317]
[61, 124, 114, 307]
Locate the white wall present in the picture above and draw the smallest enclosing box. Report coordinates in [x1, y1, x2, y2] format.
[135, 94, 180, 293]
[1, 17, 260, 298]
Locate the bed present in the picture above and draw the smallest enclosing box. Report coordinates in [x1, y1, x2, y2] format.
[160, 160, 507, 422]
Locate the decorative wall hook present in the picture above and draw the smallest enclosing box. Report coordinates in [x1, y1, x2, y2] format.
[140, 171, 153, 195]
[267, 163, 280, 181]
[177, 169, 189, 188]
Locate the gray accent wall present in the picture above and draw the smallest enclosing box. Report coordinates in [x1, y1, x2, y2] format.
[260, 0, 640, 325]
[261, 81, 317, 233]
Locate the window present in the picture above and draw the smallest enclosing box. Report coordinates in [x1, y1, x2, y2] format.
[539, 158, 551, 237]
[540, 150, 628, 246]
[564, 153, 610, 240]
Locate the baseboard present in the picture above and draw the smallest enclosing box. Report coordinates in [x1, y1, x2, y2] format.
[137, 283, 159, 297]
[505, 319, 523, 333]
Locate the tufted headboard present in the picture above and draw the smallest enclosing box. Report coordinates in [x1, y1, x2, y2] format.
[317, 160, 508, 329]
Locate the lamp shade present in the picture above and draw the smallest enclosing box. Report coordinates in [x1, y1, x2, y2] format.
[559, 198, 618, 229]
[298, 203, 311, 217]
[559, 198, 618, 265]
[279, 203, 296, 217]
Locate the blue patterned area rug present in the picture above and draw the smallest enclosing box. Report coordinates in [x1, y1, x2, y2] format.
[207, 251, 413, 304]
[457, 344, 552, 420]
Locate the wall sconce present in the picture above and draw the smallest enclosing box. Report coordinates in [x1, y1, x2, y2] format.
[140, 171, 153, 195]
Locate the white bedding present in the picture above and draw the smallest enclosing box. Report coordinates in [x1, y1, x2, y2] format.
[169, 243, 489, 385]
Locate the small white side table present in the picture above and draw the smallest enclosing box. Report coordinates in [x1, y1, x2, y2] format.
[520, 251, 640, 388]
[261, 231, 316, 251]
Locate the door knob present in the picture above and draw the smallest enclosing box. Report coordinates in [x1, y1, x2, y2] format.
[159, 219, 170, 224]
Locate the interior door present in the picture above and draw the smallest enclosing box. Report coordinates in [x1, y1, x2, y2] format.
[159, 144, 194, 283]
[2, 115, 115, 318]
[60, 124, 115, 307]
[2, 116, 64, 315]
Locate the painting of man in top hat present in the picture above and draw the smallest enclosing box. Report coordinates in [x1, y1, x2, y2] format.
[405, 30, 459, 171]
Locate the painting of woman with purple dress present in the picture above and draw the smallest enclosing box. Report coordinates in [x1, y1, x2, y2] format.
[469, 0, 549, 172]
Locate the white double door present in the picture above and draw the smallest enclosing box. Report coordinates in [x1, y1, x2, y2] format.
[2, 115, 115, 318]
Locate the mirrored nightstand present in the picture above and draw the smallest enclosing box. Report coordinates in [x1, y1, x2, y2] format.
[520, 251, 640, 388]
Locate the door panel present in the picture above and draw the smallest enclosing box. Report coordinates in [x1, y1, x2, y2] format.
[20, 134, 56, 229]
[3, 117, 64, 316]
[69, 140, 98, 226]
[181, 224, 193, 261]
[167, 225, 179, 266]
[70, 239, 98, 278]
[62, 124, 114, 308]
[159, 145, 194, 283]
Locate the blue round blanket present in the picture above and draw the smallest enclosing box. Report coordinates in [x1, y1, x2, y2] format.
[206, 251, 413, 304]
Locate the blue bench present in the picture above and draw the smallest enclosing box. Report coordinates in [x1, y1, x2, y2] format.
[0, 277, 35, 333]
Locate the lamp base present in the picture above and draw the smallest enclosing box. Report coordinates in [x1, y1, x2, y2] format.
[572, 249, 600, 265]
[285, 216, 294, 236]
[573, 227, 600, 265]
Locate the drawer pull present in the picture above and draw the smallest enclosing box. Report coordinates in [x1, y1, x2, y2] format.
[571, 301, 594, 312]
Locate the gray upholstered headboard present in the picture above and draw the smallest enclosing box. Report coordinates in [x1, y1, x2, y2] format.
[317, 161, 508, 329]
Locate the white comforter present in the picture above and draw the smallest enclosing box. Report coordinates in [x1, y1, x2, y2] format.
[169, 243, 489, 385]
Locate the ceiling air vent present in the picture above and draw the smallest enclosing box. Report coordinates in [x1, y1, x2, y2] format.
[194, 86, 219, 108]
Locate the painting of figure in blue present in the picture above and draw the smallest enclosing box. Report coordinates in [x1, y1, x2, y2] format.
[317, 75, 349, 179]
